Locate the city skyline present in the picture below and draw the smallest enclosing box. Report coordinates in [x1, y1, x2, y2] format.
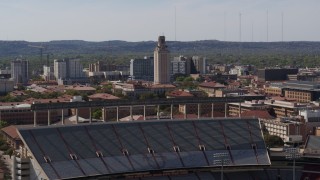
[0, 0, 320, 42]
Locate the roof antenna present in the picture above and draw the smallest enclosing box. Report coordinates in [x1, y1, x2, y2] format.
[175, 6, 177, 41]
[282, 12, 284, 42]
[267, 10, 269, 42]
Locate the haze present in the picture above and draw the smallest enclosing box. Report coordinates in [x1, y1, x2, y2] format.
[0, 0, 319, 42]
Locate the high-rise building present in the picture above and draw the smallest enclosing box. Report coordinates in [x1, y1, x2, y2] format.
[191, 56, 206, 74]
[257, 68, 298, 82]
[154, 36, 170, 84]
[54, 60, 67, 80]
[130, 57, 154, 81]
[43, 65, 54, 81]
[68, 58, 85, 78]
[171, 56, 191, 76]
[11, 59, 29, 85]
[54, 58, 86, 85]
[54, 59, 85, 80]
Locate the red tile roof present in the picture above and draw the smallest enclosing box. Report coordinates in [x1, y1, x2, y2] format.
[167, 90, 193, 98]
[150, 84, 176, 88]
[270, 96, 297, 102]
[1, 125, 20, 140]
[199, 81, 225, 88]
[240, 110, 274, 119]
[23, 95, 73, 104]
[64, 85, 96, 91]
[88, 93, 119, 100]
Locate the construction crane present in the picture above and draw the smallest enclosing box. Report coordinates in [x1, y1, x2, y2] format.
[28, 44, 48, 66]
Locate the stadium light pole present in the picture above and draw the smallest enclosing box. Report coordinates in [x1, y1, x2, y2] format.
[213, 152, 230, 180]
[285, 147, 301, 180]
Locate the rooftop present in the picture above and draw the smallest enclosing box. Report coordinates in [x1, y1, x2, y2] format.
[166, 90, 194, 98]
[199, 81, 226, 89]
[240, 110, 275, 119]
[88, 93, 119, 100]
[18, 118, 270, 179]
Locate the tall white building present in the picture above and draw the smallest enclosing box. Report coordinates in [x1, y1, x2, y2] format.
[11, 59, 29, 85]
[43, 65, 54, 81]
[54, 58, 86, 85]
[54, 60, 67, 80]
[154, 36, 170, 84]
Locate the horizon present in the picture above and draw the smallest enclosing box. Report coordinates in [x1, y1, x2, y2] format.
[1, 0, 320, 42]
[2, 39, 320, 43]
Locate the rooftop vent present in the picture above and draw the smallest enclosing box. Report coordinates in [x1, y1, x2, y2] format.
[173, 146, 180, 152]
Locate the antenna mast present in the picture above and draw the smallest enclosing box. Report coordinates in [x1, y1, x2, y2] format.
[224, 12, 226, 41]
[175, 6, 177, 41]
[252, 21, 254, 42]
[239, 12, 242, 42]
[267, 10, 269, 42]
[282, 12, 284, 42]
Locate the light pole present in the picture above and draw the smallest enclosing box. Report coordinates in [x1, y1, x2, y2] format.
[285, 147, 301, 180]
[213, 152, 230, 180]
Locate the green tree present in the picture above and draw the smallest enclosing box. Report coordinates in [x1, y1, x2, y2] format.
[176, 76, 185, 82]
[92, 109, 102, 119]
[65, 90, 80, 96]
[264, 134, 284, 148]
[0, 120, 8, 129]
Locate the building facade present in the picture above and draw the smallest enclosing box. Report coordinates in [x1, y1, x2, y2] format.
[0, 79, 14, 94]
[130, 57, 154, 81]
[154, 36, 170, 84]
[54, 59, 67, 80]
[171, 56, 190, 76]
[191, 56, 206, 74]
[68, 58, 85, 78]
[11, 59, 29, 85]
[43, 65, 54, 81]
[54, 59, 86, 85]
[257, 68, 298, 82]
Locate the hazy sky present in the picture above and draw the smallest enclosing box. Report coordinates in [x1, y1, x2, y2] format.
[0, 0, 319, 42]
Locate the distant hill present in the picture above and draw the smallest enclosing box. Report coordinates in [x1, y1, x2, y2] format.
[1, 40, 320, 69]
[1, 40, 320, 57]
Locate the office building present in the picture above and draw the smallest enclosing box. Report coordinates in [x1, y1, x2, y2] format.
[171, 56, 190, 76]
[54, 58, 86, 85]
[257, 68, 298, 81]
[0, 79, 14, 94]
[130, 57, 154, 81]
[191, 56, 206, 74]
[0, 69, 11, 79]
[54, 60, 67, 80]
[43, 65, 54, 81]
[11, 59, 29, 85]
[68, 58, 85, 78]
[154, 36, 170, 84]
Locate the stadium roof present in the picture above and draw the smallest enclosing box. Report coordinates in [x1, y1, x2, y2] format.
[18, 118, 270, 179]
[304, 135, 320, 157]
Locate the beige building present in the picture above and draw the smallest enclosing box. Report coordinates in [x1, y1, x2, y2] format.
[154, 36, 170, 84]
[265, 86, 282, 96]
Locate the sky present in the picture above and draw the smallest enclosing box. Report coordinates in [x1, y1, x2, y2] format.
[0, 0, 319, 42]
